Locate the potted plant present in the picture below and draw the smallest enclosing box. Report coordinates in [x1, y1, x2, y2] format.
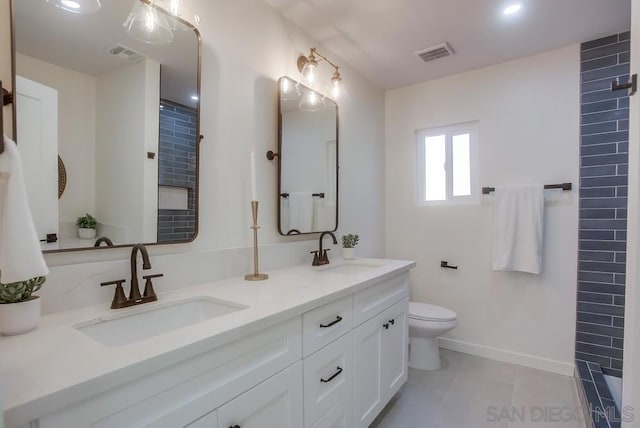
[342, 234, 359, 260]
[76, 213, 97, 239]
[0, 276, 46, 335]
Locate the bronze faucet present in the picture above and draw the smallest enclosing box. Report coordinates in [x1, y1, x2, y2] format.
[94, 236, 114, 247]
[312, 231, 338, 266]
[101, 244, 163, 309]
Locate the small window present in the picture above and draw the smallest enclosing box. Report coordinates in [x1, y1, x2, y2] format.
[416, 122, 478, 205]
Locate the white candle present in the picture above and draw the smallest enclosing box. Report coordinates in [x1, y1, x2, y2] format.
[250, 151, 257, 201]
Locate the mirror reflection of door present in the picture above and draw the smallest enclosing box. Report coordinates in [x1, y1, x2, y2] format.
[16, 76, 59, 244]
[13, 0, 200, 251]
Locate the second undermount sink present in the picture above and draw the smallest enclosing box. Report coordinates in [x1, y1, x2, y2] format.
[75, 297, 247, 347]
[320, 262, 382, 275]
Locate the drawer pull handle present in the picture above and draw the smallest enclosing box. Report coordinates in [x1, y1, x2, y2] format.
[320, 315, 343, 328]
[320, 366, 343, 383]
[389, 319, 395, 325]
[383, 323, 389, 330]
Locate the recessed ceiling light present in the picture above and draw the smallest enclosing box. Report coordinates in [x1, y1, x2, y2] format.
[191, 95, 199, 101]
[503, 3, 522, 15]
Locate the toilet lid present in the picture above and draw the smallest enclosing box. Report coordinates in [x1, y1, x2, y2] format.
[409, 302, 457, 322]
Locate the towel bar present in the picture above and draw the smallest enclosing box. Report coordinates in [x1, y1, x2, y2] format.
[482, 183, 572, 194]
[280, 192, 325, 198]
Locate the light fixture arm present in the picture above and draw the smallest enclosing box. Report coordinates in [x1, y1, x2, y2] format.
[298, 47, 341, 76]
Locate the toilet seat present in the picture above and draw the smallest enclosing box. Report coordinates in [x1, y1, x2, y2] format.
[409, 302, 457, 322]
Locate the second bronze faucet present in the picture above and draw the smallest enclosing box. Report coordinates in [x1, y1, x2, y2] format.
[311, 231, 338, 266]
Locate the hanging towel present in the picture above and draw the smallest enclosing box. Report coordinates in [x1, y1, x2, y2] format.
[0, 135, 49, 284]
[492, 185, 544, 274]
[288, 192, 314, 232]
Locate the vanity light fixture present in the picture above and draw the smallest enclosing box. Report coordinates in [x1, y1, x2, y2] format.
[297, 47, 349, 104]
[46, 0, 101, 14]
[123, 0, 174, 45]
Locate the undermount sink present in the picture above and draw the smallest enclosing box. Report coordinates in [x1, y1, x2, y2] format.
[75, 297, 247, 347]
[320, 262, 382, 274]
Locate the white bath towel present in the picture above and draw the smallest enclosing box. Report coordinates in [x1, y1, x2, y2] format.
[492, 185, 544, 274]
[0, 135, 49, 284]
[288, 192, 314, 232]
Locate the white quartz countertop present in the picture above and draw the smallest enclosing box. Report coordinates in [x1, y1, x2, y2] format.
[0, 258, 414, 425]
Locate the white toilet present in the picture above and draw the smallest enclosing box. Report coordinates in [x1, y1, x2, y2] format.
[408, 302, 458, 370]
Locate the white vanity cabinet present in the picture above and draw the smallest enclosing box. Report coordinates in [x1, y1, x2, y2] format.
[302, 273, 410, 428]
[11, 269, 412, 428]
[352, 278, 409, 428]
[35, 318, 302, 428]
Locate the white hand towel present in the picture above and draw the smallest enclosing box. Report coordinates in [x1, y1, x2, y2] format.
[0, 135, 49, 284]
[288, 192, 314, 232]
[492, 185, 544, 274]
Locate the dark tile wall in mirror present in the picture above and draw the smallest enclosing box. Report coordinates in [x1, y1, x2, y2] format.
[158, 99, 197, 243]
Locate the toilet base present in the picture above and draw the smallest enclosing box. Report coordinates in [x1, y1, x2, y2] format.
[409, 336, 442, 370]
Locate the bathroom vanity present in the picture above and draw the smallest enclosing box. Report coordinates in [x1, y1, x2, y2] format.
[0, 259, 414, 428]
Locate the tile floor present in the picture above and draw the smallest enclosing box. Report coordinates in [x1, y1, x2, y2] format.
[373, 350, 587, 428]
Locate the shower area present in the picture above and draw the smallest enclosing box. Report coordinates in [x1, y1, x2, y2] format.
[576, 31, 630, 427]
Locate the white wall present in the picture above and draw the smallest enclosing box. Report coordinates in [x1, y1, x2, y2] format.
[385, 46, 580, 375]
[15, 53, 96, 231]
[95, 59, 159, 244]
[7, 0, 386, 314]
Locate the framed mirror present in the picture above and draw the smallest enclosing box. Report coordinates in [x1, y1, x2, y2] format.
[276, 76, 338, 236]
[11, 0, 201, 252]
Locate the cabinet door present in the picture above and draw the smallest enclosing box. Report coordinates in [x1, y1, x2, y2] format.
[217, 362, 303, 428]
[186, 410, 218, 428]
[381, 298, 409, 401]
[310, 394, 352, 428]
[352, 310, 385, 428]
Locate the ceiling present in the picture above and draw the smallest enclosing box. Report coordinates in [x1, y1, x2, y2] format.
[14, 0, 199, 107]
[263, 0, 631, 89]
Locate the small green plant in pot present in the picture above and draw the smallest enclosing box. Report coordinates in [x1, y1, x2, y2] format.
[0, 276, 46, 335]
[342, 234, 359, 260]
[76, 213, 97, 240]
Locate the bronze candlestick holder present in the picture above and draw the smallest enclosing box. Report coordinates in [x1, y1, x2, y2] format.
[245, 201, 269, 281]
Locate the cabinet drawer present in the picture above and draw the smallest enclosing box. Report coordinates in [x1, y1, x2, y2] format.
[218, 362, 303, 428]
[303, 332, 353, 428]
[353, 273, 408, 326]
[310, 395, 352, 428]
[303, 296, 353, 357]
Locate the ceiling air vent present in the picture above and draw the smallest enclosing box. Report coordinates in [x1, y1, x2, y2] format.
[415, 42, 454, 63]
[108, 45, 145, 63]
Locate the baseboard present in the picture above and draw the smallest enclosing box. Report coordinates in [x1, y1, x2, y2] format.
[438, 337, 575, 376]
